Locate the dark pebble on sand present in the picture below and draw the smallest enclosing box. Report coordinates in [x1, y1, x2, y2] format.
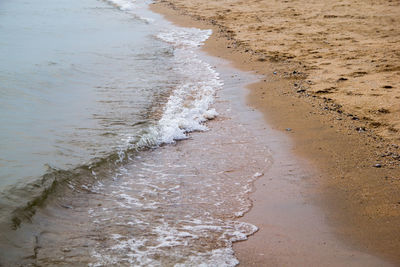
[374, 164, 382, 168]
[378, 108, 390, 114]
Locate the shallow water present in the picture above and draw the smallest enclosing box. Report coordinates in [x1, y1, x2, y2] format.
[0, 0, 267, 265]
[0, 0, 217, 226]
[1, 51, 272, 265]
[0, 0, 168, 188]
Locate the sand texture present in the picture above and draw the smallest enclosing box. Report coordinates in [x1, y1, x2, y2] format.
[158, 0, 400, 144]
[152, 2, 400, 265]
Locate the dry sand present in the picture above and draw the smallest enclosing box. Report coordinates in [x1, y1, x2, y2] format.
[151, 1, 400, 266]
[157, 0, 400, 144]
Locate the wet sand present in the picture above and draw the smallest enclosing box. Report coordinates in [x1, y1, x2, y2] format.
[151, 2, 400, 266]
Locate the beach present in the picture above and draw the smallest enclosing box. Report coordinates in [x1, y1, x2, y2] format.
[1, 0, 399, 265]
[151, 0, 400, 265]
[156, 0, 400, 144]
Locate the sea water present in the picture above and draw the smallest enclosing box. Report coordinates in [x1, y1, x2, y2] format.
[0, 0, 266, 265]
[0, 0, 175, 199]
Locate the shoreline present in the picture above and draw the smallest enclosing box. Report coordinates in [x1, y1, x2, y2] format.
[155, 0, 400, 145]
[150, 2, 400, 265]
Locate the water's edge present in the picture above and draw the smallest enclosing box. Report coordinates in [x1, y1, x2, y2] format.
[0, 1, 267, 265]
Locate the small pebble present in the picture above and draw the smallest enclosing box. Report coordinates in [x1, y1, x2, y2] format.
[374, 164, 382, 168]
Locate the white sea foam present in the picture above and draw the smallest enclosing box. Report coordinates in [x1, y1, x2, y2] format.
[84, 12, 255, 267]
[138, 28, 222, 146]
[157, 28, 212, 48]
[85, 149, 261, 267]
[104, 0, 154, 23]
[105, 0, 137, 11]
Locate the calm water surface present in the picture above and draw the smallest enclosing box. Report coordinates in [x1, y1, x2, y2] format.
[0, 0, 174, 188]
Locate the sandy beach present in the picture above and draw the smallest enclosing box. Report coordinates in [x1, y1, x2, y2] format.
[156, 0, 400, 144]
[1, 0, 399, 264]
[151, 1, 400, 265]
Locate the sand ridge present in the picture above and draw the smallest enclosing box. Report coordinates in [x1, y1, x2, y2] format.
[157, 0, 400, 144]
